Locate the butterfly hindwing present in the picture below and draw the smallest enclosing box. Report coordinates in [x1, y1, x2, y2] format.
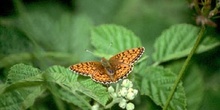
[112, 64, 133, 81]
[70, 62, 113, 84]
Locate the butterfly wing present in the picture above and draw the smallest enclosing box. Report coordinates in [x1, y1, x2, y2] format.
[112, 63, 133, 82]
[109, 47, 145, 65]
[69, 62, 113, 84]
[109, 47, 145, 81]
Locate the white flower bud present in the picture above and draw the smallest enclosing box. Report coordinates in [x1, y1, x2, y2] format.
[108, 86, 114, 93]
[91, 103, 99, 110]
[119, 98, 127, 109]
[133, 89, 138, 96]
[128, 88, 138, 94]
[126, 92, 135, 100]
[121, 79, 133, 88]
[126, 88, 138, 100]
[118, 87, 128, 97]
[111, 93, 117, 98]
[126, 102, 135, 110]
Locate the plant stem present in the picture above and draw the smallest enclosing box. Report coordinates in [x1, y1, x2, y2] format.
[105, 83, 120, 109]
[105, 98, 121, 109]
[116, 83, 119, 92]
[163, 26, 206, 110]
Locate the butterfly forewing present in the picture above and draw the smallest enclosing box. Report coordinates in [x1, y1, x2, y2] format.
[109, 47, 145, 81]
[109, 47, 145, 65]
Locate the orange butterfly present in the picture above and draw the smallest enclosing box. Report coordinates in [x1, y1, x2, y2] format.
[69, 47, 145, 84]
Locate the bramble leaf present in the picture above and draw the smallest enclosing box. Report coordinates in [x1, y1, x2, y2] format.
[91, 24, 143, 58]
[140, 66, 186, 110]
[44, 66, 109, 109]
[0, 64, 45, 110]
[153, 24, 220, 64]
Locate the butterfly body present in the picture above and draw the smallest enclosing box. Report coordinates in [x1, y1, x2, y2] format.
[70, 47, 145, 84]
[101, 57, 115, 75]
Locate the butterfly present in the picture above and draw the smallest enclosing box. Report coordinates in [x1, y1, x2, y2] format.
[69, 47, 145, 84]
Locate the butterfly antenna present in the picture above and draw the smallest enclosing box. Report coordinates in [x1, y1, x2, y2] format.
[105, 42, 113, 54]
[85, 49, 96, 57]
[85, 42, 112, 57]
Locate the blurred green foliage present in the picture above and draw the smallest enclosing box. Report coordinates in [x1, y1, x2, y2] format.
[0, 0, 220, 110]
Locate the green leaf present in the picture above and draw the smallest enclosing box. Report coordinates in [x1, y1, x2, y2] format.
[0, 84, 9, 94]
[91, 24, 143, 58]
[79, 79, 110, 106]
[17, 11, 93, 62]
[44, 66, 109, 109]
[17, 12, 93, 52]
[7, 63, 43, 83]
[165, 60, 205, 110]
[44, 66, 90, 109]
[45, 65, 78, 84]
[59, 89, 91, 110]
[152, 24, 220, 64]
[47, 82, 91, 110]
[140, 66, 186, 110]
[0, 26, 33, 55]
[197, 35, 220, 53]
[0, 85, 45, 110]
[0, 64, 45, 110]
[0, 26, 35, 68]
